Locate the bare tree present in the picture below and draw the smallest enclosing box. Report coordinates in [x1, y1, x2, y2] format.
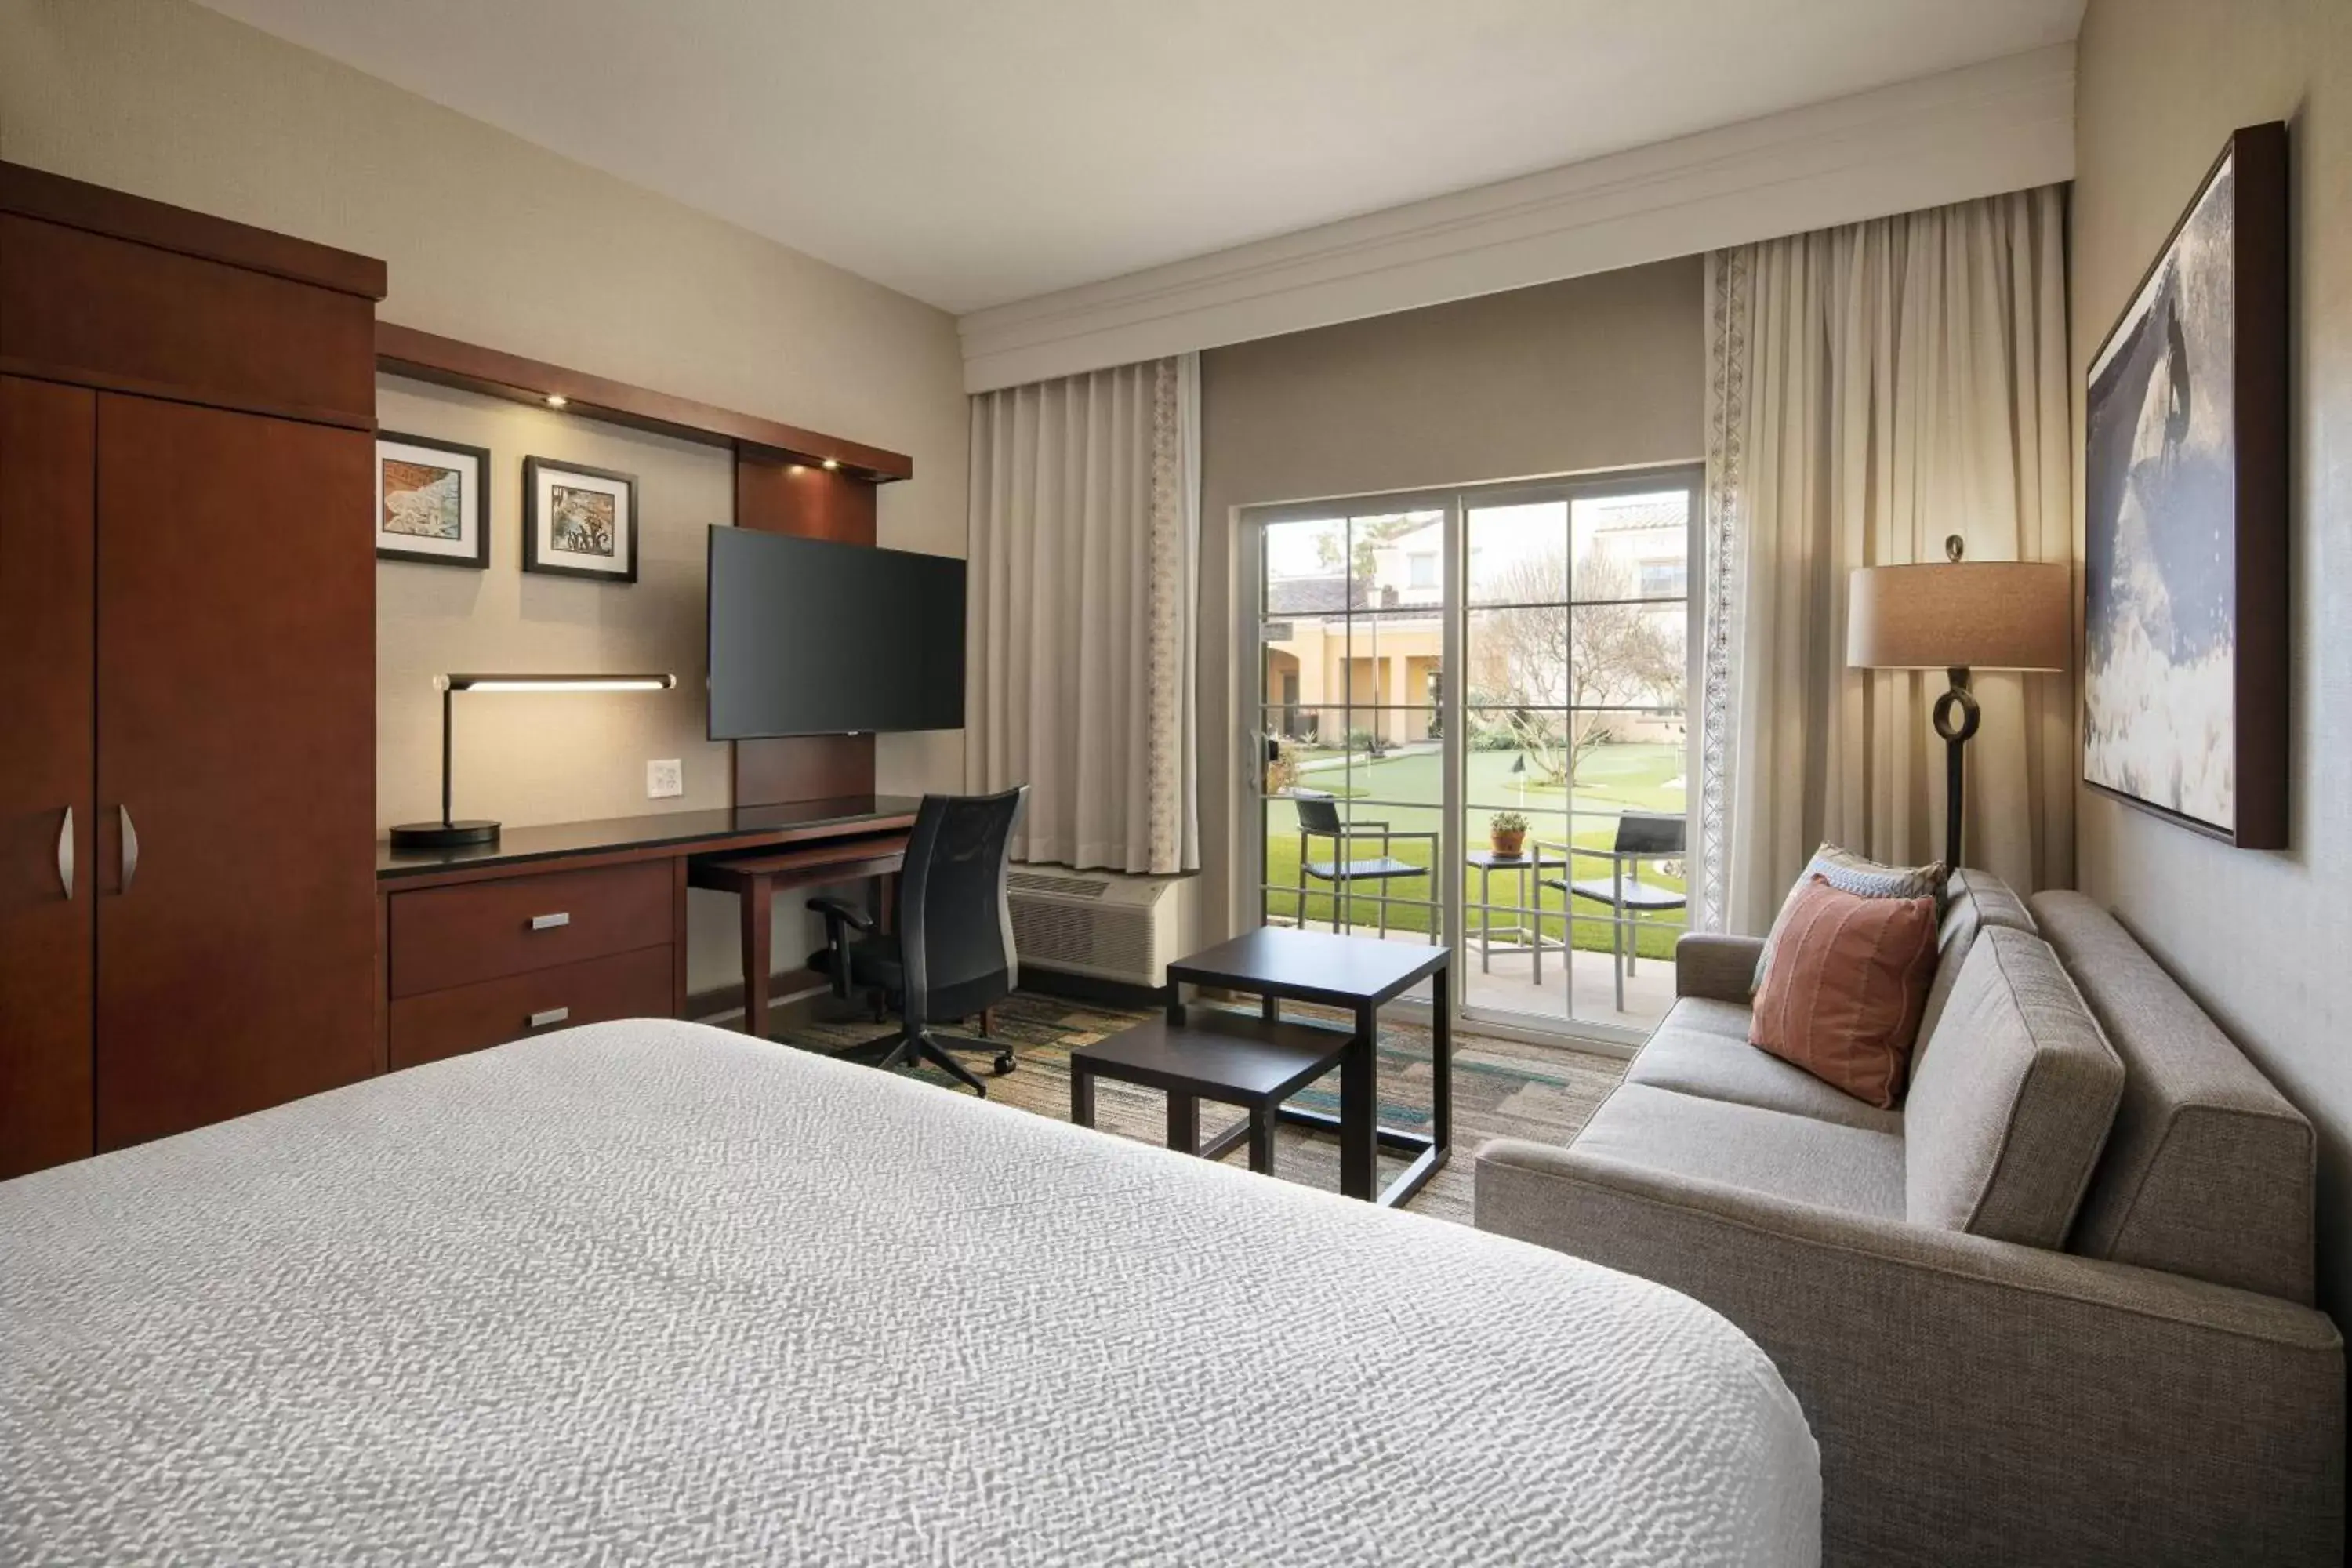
[1469, 550, 1682, 785]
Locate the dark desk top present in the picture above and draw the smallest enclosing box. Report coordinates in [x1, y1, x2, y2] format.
[1167, 926, 1448, 1009]
[376, 796, 923, 883]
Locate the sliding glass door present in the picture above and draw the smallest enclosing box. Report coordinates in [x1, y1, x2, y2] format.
[1247, 466, 1699, 1044]
[1254, 502, 1451, 1001]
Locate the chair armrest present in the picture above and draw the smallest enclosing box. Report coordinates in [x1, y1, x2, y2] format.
[1673, 932, 1762, 1000]
[1475, 1139, 2346, 1566]
[805, 896, 874, 932]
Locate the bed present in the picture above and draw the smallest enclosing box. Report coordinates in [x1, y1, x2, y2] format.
[2, 1019, 1818, 1565]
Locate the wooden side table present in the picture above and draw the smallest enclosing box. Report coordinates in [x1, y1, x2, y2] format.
[1068, 1010, 1355, 1177]
[1164, 927, 1450, 1207]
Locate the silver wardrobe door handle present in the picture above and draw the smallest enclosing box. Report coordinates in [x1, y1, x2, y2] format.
[529, 912, 571, 931]
[528, 1007, 570, 1029]
[118, 804, 139, 892]
[56, 807, 73, 899]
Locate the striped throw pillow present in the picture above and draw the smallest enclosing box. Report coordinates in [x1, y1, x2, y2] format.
[1748, 875, 1941, 1109]
[1751, 843, 1949, 996]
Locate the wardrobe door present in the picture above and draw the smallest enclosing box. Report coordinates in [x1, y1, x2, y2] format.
[0, 376, 96, 1178]
[94, 395, 376, 1149]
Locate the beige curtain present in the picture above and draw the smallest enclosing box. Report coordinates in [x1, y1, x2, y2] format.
[966, 355, 1200, 874]
[1697, 186, 2071, 935]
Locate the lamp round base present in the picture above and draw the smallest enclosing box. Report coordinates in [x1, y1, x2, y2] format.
[389, 819, 501, 849]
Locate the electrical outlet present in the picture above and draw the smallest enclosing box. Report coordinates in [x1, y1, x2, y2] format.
[646, 758, 684, 800]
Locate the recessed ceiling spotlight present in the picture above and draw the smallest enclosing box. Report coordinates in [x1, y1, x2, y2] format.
[545, 394, 568, 408]
[821, 458, 840, 471]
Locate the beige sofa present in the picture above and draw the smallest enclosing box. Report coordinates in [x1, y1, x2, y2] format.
[1475, 873, 2345, 1567]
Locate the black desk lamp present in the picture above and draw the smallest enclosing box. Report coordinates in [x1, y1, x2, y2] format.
[1846, 538, 2068, 870]
[389, 672, 677, 849]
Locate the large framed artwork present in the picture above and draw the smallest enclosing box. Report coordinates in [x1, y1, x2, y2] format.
[2083, 121, 2288, 849]
[522, 457, 639, 583]
[376, 432, 491, 568]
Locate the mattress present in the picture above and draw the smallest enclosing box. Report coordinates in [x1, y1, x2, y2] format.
[2, 1019, 1819, 1566]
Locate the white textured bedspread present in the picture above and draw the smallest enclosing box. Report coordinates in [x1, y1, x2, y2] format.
[2, 1020, 1817, 1566]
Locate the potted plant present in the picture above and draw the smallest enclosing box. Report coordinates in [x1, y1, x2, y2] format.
[1489, 810, 1529, 858]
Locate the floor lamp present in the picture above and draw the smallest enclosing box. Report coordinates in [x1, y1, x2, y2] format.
[1847, 538, 2069, 871]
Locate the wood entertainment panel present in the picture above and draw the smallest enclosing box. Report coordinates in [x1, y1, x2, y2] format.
[373, 323, 913, 813]
[733, 451, 884, 806]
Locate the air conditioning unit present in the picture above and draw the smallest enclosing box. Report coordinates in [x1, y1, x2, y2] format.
[1006, 868, 1195, 989]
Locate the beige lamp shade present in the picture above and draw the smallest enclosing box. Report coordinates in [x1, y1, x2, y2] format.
[1846, 560, 2071, 671]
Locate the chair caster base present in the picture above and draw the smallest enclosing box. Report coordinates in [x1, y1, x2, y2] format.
[990, 1051, 1015, 1076]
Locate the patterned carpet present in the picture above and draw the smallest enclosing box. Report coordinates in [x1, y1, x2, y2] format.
[772, 991, 1626, 1225]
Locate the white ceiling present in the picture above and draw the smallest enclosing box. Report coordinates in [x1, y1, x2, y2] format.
[198, 0, 2084, 315]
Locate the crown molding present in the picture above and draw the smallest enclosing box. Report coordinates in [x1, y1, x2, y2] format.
[960, 43, 2074, 392]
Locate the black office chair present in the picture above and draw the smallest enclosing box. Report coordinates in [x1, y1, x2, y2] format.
[807, 786, 1028, 1097]
[1538, 810, 1686, 1013]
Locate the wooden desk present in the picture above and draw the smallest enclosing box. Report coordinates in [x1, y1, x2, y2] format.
[689, 834, 909, 1040]
[376, 796, 918, 1069]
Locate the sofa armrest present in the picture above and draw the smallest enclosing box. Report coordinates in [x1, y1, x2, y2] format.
[1674, 932, 1763, 1001]
[1475, 1138, 2345, 1568]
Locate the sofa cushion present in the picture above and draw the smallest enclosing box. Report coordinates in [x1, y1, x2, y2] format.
[1904, 927, 2125, 1247]
[1572, 1082, 1906, 1220]
[1752, 842, 1948, 994]
[1748, 877, 1940, 1109]
[2032, 891, 2318, 1305]
[1627, 998, 1905, 1134]
[1914, 868, 2038, 1060]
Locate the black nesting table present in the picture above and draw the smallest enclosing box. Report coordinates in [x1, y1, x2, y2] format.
[1163, 927, 1452, 1207]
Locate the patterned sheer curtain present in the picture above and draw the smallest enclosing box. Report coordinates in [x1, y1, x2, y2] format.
[966, 355, 1200, 874]
[1696, 186, 2072, 934]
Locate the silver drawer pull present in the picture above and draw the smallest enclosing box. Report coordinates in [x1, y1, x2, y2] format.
[528, 1007, 571, 1029]
[529, 912, 571, 931]
[56, 807, 73, 899]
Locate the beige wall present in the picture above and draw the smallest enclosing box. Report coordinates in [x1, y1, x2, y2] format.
[376, 379, 733, 833]
[1199, 258, 1706, 938]
[2, 0, 971, 998]
[2073, 0, 2352, 1315]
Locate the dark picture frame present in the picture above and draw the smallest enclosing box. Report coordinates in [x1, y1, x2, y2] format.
[522, 456, 640, 583]
[2082, 120, 2288, 849]
[375, 430, 491, 568]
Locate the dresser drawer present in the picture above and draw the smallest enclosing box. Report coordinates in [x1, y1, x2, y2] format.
[389, 945, 673, 1069]
[388, 862, 672, 999]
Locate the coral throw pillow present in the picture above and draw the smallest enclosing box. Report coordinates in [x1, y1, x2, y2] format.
[1748, 875, 1940, 1109]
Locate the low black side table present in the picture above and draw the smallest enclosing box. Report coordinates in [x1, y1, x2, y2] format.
[1069, 1010, 1355, 1178]
[1164, 927, 1451, 1207]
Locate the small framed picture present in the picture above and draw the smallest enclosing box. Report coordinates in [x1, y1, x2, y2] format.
[523, 457, 639, 583]
[376, 431, 491, 568]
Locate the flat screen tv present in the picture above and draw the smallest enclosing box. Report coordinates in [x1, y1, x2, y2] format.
[706, 527, 966, 739]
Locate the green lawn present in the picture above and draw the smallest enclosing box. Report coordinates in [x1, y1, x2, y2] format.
[1264, 742, 1689, 960]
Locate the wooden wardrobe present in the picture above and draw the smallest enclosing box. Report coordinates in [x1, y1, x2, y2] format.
[0, 164, 385, 1178]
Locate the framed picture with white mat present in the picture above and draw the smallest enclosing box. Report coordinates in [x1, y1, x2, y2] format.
[376, 432, 490, 568]
[523, 456, 639, 583]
